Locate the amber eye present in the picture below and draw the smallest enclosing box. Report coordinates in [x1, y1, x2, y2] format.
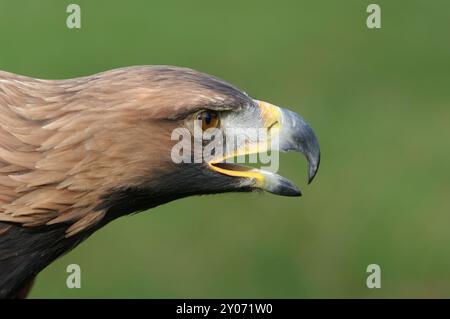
[196, 110, 220, 130]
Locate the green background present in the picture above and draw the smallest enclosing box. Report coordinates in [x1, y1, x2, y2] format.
[0, 0, 449, 298]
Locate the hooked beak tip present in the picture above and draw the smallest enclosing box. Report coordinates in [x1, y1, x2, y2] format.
[307, 152, 320, 184]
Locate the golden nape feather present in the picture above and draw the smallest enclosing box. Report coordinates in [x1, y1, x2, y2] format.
[0, 70, 116, 236]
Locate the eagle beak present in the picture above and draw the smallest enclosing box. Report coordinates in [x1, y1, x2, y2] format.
[208, 100, 320, 196]
[269, 103, 321, 184]
[257, 100, 320, 193]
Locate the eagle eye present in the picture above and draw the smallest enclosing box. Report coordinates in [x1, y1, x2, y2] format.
[196, 110, 220, 130]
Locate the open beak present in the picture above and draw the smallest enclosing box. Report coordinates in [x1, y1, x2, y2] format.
[209, 100, 320, 196]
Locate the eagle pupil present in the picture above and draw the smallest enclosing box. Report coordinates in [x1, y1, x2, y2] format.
[204, 112, 212, 125]
[198, 110, 218, 130]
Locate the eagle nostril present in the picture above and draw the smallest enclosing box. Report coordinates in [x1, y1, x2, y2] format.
[267, 120, 279, 131]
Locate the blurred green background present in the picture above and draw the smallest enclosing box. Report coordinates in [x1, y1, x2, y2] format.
[0, 0, 449, 298]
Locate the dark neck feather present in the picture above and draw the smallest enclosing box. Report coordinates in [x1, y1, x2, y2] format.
[0, 222, 92, 298]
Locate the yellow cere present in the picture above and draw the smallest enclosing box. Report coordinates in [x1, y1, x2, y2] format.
[257, 100, 282, 130]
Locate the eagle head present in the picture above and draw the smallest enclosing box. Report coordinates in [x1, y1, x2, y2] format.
[0, 65, 320, 298]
